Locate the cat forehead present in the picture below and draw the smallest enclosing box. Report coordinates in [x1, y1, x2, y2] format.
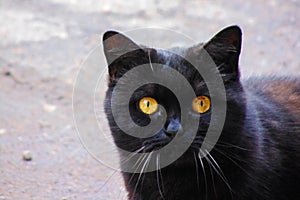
[155, 48, 204, 83]
[155, 48, 185, 66]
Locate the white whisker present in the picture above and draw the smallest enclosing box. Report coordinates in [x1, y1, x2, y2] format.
[197, 151, 208, 200]
[132, 152, 153, 198]
[156, 153, 165, 199]
[120, 146, 145, 165]
[200, 149, 217, 198]
[128, 153, 147, 186]
[213, 147, 252, 178]
[205, 150, 233, 197]
[193, 153, 200, 190]
[216, 142, 252, 151]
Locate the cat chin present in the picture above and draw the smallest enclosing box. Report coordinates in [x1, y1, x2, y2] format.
[165, 149, 199, 169]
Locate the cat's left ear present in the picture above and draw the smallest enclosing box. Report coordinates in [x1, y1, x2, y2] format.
[103, 30, 141, 65]
[103, 31, 146, 81]
[204, 25, 242, 80]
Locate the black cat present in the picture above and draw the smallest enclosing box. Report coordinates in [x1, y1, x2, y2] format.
[103, 26, 300, 200]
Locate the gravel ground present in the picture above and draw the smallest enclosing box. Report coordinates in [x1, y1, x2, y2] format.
[0, 0, 299, 199]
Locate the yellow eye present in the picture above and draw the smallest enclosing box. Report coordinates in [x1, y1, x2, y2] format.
[192, 96, 211, 113]
[139, 97, 158, 115]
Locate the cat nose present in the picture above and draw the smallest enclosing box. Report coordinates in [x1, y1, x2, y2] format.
[164, 118, 181, 136]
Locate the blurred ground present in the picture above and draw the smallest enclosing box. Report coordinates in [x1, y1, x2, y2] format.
[0, 0, 299, 199]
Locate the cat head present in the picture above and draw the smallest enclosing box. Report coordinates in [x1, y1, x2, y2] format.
[103, 26, 245, 166]
[103, 26, 242, 82]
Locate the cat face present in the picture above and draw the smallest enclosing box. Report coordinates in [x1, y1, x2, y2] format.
[104, 26, 245, 166]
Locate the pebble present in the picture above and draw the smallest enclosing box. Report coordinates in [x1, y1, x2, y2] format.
[0, 129, 6, 135]
[4, 71, 11, 76]
[43, 104, 57, 112]
[22, 150, 32, 161]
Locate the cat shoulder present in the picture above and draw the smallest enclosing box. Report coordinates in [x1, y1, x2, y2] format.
[243, 76, 300, 120]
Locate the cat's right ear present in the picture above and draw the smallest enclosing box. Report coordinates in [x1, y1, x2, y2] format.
[204, 25, 242, 80]
[103, 31, 142, 80]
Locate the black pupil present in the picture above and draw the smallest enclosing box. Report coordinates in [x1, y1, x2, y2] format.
[200, 100, 203, 107]
[147, 101, 150, 107]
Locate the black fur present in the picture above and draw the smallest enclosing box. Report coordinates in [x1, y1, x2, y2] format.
[103, 26, 300, 200]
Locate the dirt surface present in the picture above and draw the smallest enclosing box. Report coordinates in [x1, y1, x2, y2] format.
[0, 0, 299, 199]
